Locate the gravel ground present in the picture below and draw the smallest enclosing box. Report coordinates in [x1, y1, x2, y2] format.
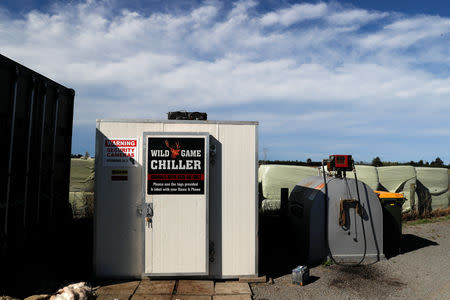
[251, 219, 450, 300]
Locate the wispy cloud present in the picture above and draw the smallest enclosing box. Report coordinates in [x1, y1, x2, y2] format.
[260, 3, 328, 26]
[1, 0, 449, 161]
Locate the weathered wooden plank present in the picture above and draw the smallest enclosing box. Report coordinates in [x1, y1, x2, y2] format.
[176, 280, 214, 296]
[214, 282, 251, 295]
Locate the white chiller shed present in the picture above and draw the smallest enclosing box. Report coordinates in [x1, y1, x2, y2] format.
[94, 119, 258, 278]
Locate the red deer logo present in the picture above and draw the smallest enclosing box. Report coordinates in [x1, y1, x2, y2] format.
[165, 140, 180, 158]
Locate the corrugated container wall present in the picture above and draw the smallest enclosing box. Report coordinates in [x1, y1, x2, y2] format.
[95, 120, 258, 279]
[0, 54, 75, 251]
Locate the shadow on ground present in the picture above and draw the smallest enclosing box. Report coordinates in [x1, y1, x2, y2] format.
[400, 234, 439, 254]
[0, 218, 93, 299]
[258, 214, 304, 279]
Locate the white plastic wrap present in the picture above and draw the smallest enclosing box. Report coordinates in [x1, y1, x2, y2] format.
[416, 167, 450, 210]
[261, 165, 318, 200]
[346, 165, 380, 191]
[258, 164, 269, 184]
[260, 199, 281, 214]
[378, 166, 417, 212]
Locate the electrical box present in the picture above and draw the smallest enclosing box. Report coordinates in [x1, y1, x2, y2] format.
[95, 119, 258, 279]
[328, 155, 353, 172]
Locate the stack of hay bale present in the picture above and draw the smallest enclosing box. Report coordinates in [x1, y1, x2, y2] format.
[416, 167, 450, 211]
[259, 165, 318, 214]
[343, 165, 380, 190]
[378, 166, 418, 212]
[258, 164, 449, 214]
[69, 158, 95, 218]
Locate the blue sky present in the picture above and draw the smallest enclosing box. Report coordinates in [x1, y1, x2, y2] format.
[1, 0, 449, 163]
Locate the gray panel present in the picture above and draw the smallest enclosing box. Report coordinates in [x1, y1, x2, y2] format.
[327, 178, 384, 264]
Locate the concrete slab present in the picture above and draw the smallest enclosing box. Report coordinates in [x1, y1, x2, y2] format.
[214, 282, 251, 295]
[172, 296, 211, 300]
[176, 280, 214, 296]
[131, 295, 172, 300]
[213, 296, 252, 300]
[135, 280, 176, 295]
[97, 281, 140, 295]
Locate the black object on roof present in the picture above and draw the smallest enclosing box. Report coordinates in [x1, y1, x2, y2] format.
[168, 111, 207, 120]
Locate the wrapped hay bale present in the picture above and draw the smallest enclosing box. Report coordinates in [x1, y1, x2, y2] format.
[69, 158, 95, 218]
[260, 199, 281, 214]
[378, 166, 417, 212]
[83, 172, 95, 193]
[318, 165, 379, 190]
[70, 158, 95, 192]
[69, 192, 94, 218]
[258, 164, 269, 204]
[258, 164, 269, 183]
[345, 165, 380, 190]
[416, 167, 450, 211]
[261, 165, 318, 201]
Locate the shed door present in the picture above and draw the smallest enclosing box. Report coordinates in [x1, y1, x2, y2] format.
[144, 133, 209, 276]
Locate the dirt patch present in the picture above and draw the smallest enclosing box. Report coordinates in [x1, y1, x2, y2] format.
[329, 265, 406, 290]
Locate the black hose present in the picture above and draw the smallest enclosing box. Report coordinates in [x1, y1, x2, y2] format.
[352, 168, 367, 266]
[321, 160, 329, 261]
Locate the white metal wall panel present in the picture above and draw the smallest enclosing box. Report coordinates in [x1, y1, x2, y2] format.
[95, 122, 162, 277]
[163, 123, 219, 136]
[95, 120, 257, 278]
[219, 124, 257, 276]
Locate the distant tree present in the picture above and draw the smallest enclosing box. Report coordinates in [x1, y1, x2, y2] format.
[371, 156, 383, 167]
[425, 161, 429, 166]
[418, 160, 424, 167]
[431, 157, 444, 167]
[306, 158, 312, 165]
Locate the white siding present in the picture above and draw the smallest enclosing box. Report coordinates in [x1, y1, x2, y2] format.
[219, 124, 257, 276]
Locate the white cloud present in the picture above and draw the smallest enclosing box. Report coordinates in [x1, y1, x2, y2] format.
[360, 15, 450, 49]
[260, 3, 327, 26]
[1, 0, 449, 161]
[327, 8, 387, 25]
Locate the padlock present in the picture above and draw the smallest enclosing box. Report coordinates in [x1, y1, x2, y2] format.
[146, 216, 152, 228]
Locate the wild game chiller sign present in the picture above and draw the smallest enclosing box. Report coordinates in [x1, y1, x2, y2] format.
[147, 137, 205, 194]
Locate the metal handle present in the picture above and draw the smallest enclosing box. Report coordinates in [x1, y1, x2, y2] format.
[145, 203, 153, 228]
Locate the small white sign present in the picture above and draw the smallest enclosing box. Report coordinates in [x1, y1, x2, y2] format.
[103, 138, 138, 167]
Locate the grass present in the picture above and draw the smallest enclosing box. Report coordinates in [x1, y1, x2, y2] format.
[403, 214, 450, 226]
[321, 258, 333, 267]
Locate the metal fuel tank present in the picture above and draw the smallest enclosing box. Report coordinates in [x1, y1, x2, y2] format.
[288, 175, 384, 265]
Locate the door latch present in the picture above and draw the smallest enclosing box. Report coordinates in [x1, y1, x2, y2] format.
[145, 203, 153, 228]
